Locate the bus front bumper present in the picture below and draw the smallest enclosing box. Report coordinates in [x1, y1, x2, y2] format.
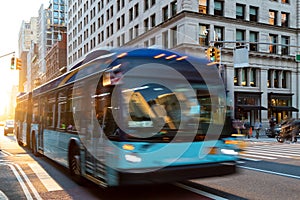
[117, 161, 237, 186]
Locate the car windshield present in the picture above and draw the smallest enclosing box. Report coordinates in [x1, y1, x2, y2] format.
[5, 120, 14, 125]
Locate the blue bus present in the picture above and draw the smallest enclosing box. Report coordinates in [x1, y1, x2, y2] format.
[15, 47, 239, 187]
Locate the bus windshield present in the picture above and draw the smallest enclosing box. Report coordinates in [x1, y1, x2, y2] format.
[95, 55, 228, 142]
[115, 82, 225, 142]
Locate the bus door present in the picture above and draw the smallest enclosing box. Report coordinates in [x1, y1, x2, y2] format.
[78, 81, 107, 181]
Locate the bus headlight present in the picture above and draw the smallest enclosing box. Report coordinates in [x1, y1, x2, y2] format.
[221, 149, 238, 156]
[125, 153, 142, 163]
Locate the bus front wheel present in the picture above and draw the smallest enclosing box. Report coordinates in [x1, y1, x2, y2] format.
[69, 145, 84, 185]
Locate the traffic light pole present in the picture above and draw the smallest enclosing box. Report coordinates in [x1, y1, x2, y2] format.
[0, 51, 15, 59]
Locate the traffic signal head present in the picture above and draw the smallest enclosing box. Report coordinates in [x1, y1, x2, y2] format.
[10, 57, 15, 69]
[215, 48, 221, 62]
[205, 47, 211, 60]
[16, 58, 22, 70]
[210, 47, 216, 62]
[205, 47, 215, 61]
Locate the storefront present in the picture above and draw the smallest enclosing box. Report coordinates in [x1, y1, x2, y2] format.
[268, 93, 298, 123]
[234, 92, 267, 126]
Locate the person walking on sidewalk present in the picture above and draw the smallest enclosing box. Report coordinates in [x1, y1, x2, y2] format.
[269, 117, 276, 137]
[244, 119, 251, 138]
[254, 120, 262, 139]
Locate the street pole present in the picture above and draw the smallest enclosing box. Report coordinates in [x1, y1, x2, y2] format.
[0, 52, 15, 59]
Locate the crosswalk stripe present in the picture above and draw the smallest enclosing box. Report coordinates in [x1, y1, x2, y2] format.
[241, 141, 300, 160]
[244, 151, 292, 158]
[240, 153, 277, 160]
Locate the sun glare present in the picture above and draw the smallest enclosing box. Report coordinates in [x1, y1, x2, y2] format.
[0, 65, 19, 116]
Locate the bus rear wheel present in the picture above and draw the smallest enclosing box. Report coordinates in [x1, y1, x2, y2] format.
[31, 134, 40, 156]
[69, 145, 84, 184]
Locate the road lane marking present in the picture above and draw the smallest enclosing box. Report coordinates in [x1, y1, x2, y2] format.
[28, 163, 63, 192]
[239, 166, 300, 180]
[3, 163, 33, 200]
[174, 182, 228, 200]
[0, 190, 9, 200]
[14, 164, 42, 200]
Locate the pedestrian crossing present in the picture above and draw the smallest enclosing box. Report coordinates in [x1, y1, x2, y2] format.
[240, 142, 300, 161]
[0, 149, 12, 157]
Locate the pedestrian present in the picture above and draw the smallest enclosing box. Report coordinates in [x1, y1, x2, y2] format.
[254, 120, 262, 139]
[243, 119, 251, 138]
[291, 123, 299, 143]
[269, 117, 276, 136]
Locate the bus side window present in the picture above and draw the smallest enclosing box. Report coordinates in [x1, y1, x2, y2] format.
[46, 94, 56, 128]
[94, 88, 118, 137]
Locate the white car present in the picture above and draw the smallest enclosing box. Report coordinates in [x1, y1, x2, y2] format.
[4, 120, 14, 136]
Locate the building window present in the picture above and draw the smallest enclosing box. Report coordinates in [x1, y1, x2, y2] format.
[269, 10, 277, 25]
[267, 70, 271, 88]
[199, 0, 208, 14]
[150, 37, 155, 45]
[269, 34, 278, 54]
[281, 36, 289, 55]
[129, 7, 133, 22]
[214, 26, 223, 47]
[234, 68, 239, 86]
[241, 68, 247, 86]
[249, 31, 258, 51]
[162, 6, 168, 21]
[281, 12, 289, 27]
[170, 26, 177, 48]
[144, 18, 149, 31]
[274, 70, 279, 88]
[162, 31, 168, 49]
[129, 28, 133, 40]
[144, 0, 149, 11]
[134, 3, 139, 18]
[134, 24, 139, 37]
[171, 1, 177, 16]
[249, 6, 258, 22]
[150, 0, 155, 7]
[236, 29, 245, 47]
[214, 0, 223, 16]
[199, 24, 209, 46]
[250, 68, 257, 87]
[236, 4, 245, 20]
[150, 14, 156, 27]
[282, 71, 287, 88]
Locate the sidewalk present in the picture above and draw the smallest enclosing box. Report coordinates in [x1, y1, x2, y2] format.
[0, 134, 27, 155]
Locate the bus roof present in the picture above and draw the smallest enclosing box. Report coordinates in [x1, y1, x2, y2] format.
[32, 47, 217, 96]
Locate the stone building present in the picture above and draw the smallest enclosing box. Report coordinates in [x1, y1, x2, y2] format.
[66, 0, 300, 127]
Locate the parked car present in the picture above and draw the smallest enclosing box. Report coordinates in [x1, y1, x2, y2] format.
[4, 120, 14, 136]
[277, 119, 300, 142]
[265, 124, 281, 138]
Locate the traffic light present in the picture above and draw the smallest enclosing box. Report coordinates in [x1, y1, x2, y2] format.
[10, 56, 15, 69]
[210, 47, 216, 62]
[215, 48, 221, 62]
[205, 47, 215, 61]
[15, 58, 22, 70]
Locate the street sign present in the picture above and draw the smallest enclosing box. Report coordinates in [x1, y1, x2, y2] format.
[295, 54, 300, 62]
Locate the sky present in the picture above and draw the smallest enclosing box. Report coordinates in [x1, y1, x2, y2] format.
[0, 0, 49, 115]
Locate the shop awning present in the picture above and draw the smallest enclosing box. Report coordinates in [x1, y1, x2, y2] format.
[271, 106, 299, 112]
[237, 105, 268, 110]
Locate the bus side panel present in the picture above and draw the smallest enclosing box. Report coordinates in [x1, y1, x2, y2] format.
[21, 122, 28, 146]
[43, 129, 78, 168]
